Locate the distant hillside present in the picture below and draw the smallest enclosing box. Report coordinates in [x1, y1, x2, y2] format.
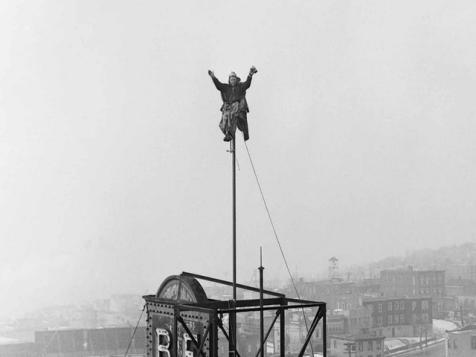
[343, 241, 476, 280]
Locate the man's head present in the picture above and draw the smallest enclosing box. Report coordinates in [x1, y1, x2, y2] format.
[229, 72, 238, 86]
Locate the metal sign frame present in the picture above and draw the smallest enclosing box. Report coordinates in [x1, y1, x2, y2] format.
[144, 272, 327, 357]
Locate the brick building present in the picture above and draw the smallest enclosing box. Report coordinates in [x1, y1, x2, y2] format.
[286, 279, 379, 313]
[286, 280, 360, 311]
[326, 314, 348, 336]
[380, 267, 445, 298]
[362, 297, 432, 338]
[447, 264, 476, 282]
[347, 307, 371, 336]
[380, 267, 446, 318]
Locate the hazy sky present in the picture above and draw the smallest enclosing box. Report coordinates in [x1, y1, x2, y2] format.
[1, 1, 476, 319]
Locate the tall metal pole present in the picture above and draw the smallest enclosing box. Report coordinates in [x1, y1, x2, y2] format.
[232, 137, 236, 303]
[323, 304, 327, 357]
[229, 138, 237, 357]
[259, 247, 264, 357]
[279, 308, 285, 357]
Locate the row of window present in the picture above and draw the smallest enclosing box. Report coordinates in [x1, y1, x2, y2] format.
[388, 314, 405, 325]
[416, 288, 443, 296]
[373, 313, 429, 326]
[387, 301, 405, 312]
[356, 340, 382, 351]
[370, 300, 430, 313]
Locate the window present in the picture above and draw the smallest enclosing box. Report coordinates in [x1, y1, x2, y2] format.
[377, 316, 383, 326]
[394, 301, 399, 311]
[377, 341, 381, 350]
[388, 301, 392, 311]
[471, 336, 476, 349]
[388, 315, 393, 325]
[412, 301, 417, 311]
[367, 341, 373, 350]
[358, 341, 363, 352]
[400, 314, 405, 324]
[395, 315, 399, 324]
[378, 303, 382, 313]
[422, 300, 429, 311]
[400, 301, 405, 310]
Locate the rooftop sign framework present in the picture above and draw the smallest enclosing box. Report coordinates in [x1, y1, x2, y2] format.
[143, 272, 327, 357]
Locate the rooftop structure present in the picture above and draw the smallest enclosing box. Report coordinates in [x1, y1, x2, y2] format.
[143, 272, 327, 357]
[329, 334, 384, 357]
[447, 325, 476, 357]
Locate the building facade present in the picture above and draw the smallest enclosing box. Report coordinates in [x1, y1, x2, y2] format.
[362, 297, 432, 338]
[380, 267, 445, 298]
[447, 265, 476, 282]
[380, 267, 446, 318]
[347, 307, 371, 336]
[286, 279, 379, 313]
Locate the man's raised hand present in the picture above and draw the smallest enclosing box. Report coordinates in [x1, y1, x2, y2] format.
[249, 66, 258, 76]
[208, 70, 215, 77]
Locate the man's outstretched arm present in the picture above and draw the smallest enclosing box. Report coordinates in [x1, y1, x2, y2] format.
[208, 70, 225, 91]
[242, 66, 257, 90]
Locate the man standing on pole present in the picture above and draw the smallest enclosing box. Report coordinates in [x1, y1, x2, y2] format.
[208, 66, 258, 141]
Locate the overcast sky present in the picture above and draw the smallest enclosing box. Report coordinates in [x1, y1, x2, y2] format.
[1, 0, 476, 319]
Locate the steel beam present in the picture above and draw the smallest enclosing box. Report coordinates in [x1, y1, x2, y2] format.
[181, 272, 285, 297]
[254, 311, 280, 357]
